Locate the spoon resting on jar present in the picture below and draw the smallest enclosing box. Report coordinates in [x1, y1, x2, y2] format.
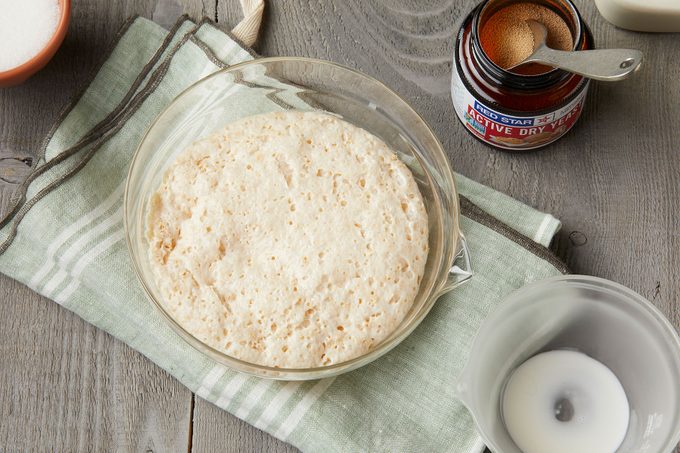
[508, 20, 643, 81]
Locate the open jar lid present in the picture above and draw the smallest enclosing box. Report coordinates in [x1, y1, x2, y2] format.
[594, 0, 680, 32]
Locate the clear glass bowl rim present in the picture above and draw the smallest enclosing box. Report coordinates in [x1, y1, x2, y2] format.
[124, 56, 461, 380]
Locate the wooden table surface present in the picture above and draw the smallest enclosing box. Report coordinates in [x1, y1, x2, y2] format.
[1, 0, 678, 451]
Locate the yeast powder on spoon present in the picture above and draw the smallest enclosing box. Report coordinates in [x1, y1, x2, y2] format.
[480, 2, 574, 72]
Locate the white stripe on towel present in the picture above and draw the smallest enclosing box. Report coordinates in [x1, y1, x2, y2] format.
[59, 205, 124, 266]
[71, 228, 124, 278]
[254, 381, 302, 430]
[275, 378, 335, 440]
[42, 269, 68, 297]
[53, 228, 125, 304]
[214, 372, 249, 409]
[195, 365, 228, 399]
[234, 379, 274, 420]
[533, 215, 553, 243]
[43, 205, 124, 295]
[30, 181, 125, 289]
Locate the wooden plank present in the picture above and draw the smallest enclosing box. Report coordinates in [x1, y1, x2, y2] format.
[0, 0, 215, 451]
[201, 0, 680, 451]
[2, 0, 679, 451]
[0, 275, 193, 451]
[217, 0, 248, 33]
[232, 0, 680, 332]
[191, 397, 299, 453]
[189, 2, 301, 451]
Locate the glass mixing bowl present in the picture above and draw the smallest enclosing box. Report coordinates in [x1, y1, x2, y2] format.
[124, 57, 471, 380]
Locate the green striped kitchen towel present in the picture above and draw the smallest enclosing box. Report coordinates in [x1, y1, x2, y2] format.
[0, 16, 566, 452]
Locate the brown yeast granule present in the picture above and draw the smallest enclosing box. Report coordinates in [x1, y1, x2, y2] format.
[480, 2, 573, 70]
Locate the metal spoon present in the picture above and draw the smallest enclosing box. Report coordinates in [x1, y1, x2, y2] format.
[508, 20, 643, 81]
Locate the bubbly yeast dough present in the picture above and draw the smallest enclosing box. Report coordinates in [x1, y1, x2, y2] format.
[147, 110, 429, 368]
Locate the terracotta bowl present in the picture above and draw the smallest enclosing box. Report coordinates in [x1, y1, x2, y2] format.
[0, 0, 71, 88]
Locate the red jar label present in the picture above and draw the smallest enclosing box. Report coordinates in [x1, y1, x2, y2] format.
[451, 69, 589, 150]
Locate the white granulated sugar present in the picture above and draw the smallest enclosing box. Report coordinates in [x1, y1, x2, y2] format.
[0, 0, 61, 72]
[147, 110, 429, 368]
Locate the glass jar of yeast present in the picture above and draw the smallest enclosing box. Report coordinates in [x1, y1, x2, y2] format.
[451, 0, 593, 151]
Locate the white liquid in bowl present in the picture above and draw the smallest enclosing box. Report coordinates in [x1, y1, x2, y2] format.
[502, 350, 629, 453]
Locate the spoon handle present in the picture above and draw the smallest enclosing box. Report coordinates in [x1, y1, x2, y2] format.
[525, 48, 643, 82]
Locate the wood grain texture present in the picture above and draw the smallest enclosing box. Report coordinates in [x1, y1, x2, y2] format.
[238, 0, 680, 331]
[0, 1, 203, 452]
[191, 396, 299, 453]
[1, 0, 679, 451]
[0, 275, 192, 451]
[290, 0, 680, 323]
[191, 2, 305, 451]
[209, 1, 680, 451]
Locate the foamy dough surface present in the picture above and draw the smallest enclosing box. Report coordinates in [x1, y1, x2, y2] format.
[147, 110, 429, 368]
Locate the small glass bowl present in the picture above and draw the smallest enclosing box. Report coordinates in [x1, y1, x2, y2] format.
[456, 275, 680, 453]
[124, 57, 471, 380]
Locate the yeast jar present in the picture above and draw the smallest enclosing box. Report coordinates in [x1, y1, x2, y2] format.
[451, 0, 593, 151]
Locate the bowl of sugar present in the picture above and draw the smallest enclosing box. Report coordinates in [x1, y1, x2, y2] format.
[0, 0, 71, 87]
